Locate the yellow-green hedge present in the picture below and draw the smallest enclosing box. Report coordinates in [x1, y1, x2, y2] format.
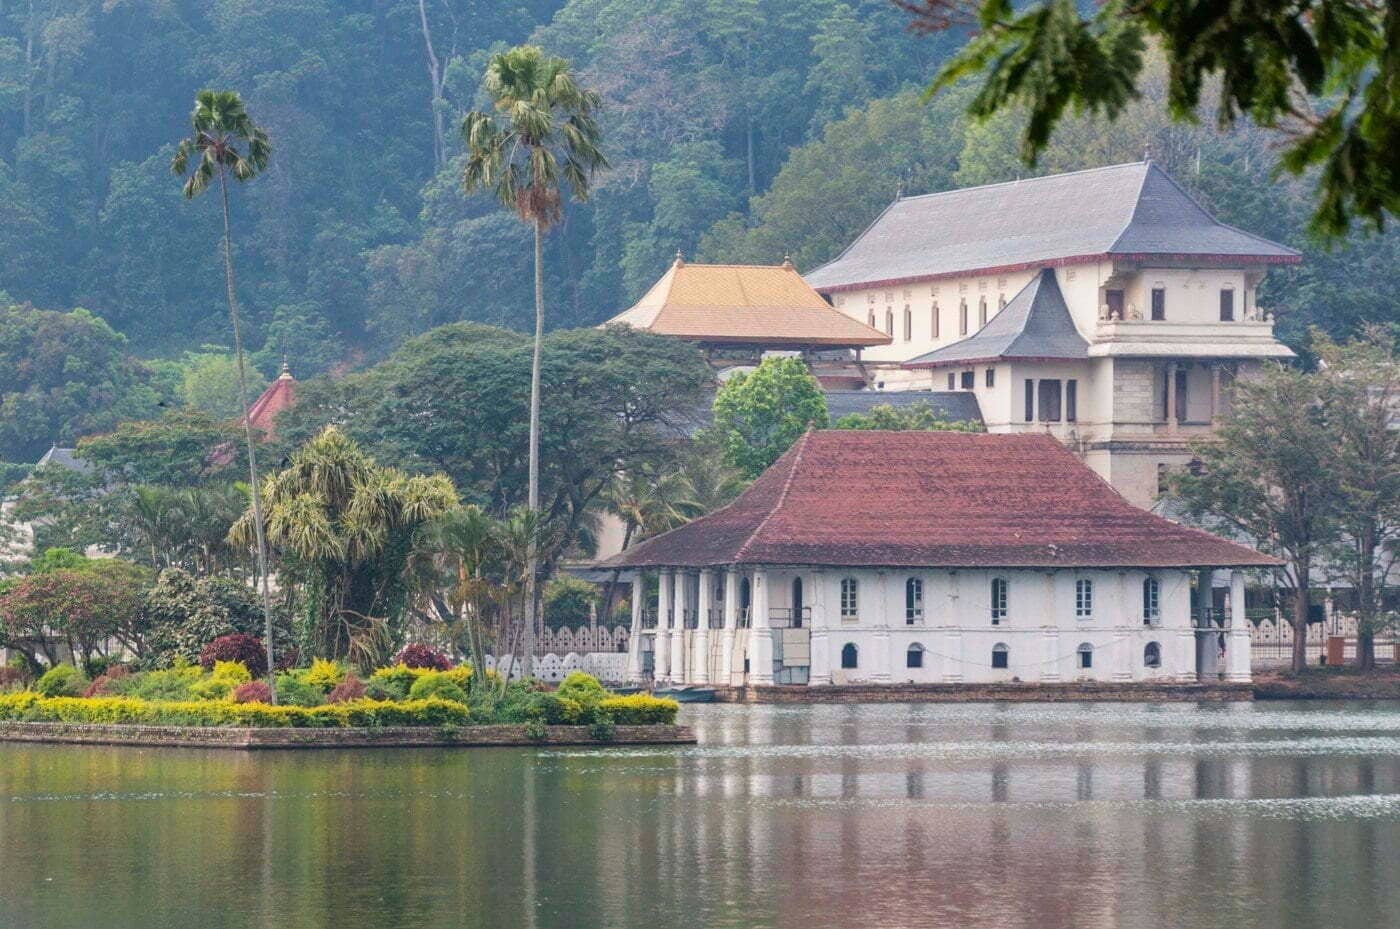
[0, 692, 469, 728]
[599, 694, 679, 725]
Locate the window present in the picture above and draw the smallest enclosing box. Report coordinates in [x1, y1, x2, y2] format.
[885, 309, 894, 335]
[1075, 578, 1093, 618]
[932, 302, 940, 338]
[841, 643, 858, 669]
[991, 643, 1009, 669]
[1151, 286, 1166, 320]
[985, 368, 995, 388]
[1038, 379, 1062, 422]
[959, 300, 968, 335]
[905, 577, 924, 624]
[998, 294, 1007, 310]
[1220, 288, 1235, 321]
[1105, 289, 1125, 318]
[1024, 380, 1035, 422]
[906, 644, 924, 668]
[960, 370, 974, 390]
[1066, 379, 1078, 423]
[1156, 463, 1169, 494]
[1143, 577, 1161, 624]
[991, 577, 1008, 624]
[947, 372, 956, 390]
[978, 297, 988, 327]
[903, 306, 912, 341]
[1144, 641, 1162, 668]
[840, 578, 859, 621]
[1077, 643, 1093, 669]
[868, 311, 876, 328]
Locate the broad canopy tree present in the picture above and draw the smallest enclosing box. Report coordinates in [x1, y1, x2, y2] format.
[711, 356, 830, 479]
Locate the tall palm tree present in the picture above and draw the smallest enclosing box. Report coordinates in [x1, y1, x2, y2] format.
[409, 505, 503, 691]
[461, 45, 607, 678]
[170, 90, 277, 683]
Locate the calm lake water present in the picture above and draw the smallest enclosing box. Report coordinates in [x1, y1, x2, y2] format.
[1, 701, 1397, 929]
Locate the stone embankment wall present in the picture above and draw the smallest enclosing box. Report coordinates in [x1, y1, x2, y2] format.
[713, 682, 1254, 703]
[0, 722, 696, 749]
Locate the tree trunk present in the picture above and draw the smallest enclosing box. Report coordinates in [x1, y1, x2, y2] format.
[219, 170, 279, 700]
[1290, 560, 1310, 673]
[416, 0, 446, 168]
[1356, 525, 1377, 671]
[522, 216, 545, 679]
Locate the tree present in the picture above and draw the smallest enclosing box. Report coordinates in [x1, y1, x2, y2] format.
[899, 0, 1400, 235]
[0, 558, 152, 672]
[1313, 326, 1400, 669]
[1169, 364, 1340, 671]
[170, 89, 278, 683]
[141, 566, 294, 669]
[230, 426, 458, 668]
[175, 348, 268, 420]
[407, 504, 504, 690]
[833, 401, 985, 432]
[711, 357, 829, 479]
[461, 45, 608, 677]
[76, 409, 237, 487]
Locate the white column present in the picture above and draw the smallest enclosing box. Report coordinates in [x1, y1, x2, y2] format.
[626, 571, 645, 683]
[670, 570, 687, 684]
[720, 569, 738, 686]
[871, 571, 892, 683]
[1166, 361, 1179, 431]
[750, 568, 774, 685]
[1227, 569, 1252, 682]
[1113, 627, 1132, 682]
[943, 570, 962, 682]
[694, 569, 713, 684]
[809, 570, 830, 685]
[655, 570, 672, 685]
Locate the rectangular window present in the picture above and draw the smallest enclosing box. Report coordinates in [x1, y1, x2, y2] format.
[932, 303, 940, 339]
[907, 647, 923, 668]
[1075, 579, 1093, 618]
[840, 578, 859, 621]
[960, 370, 974, 390]
[947, 372, 956, 390]
[991, 647, 1009, 669]
[1038, 379, 1062, 422]
[1105, 289, 1125, 318]
[1024, 380, 1035, 422]
[959, 300, 968, 335]
[1066, 379, 1078, 422]
[903, 307, 912, 341]
[991, 577, 1008, 624]
[985, 368, 995, 388]
[978, 298, 988, 327]
[885, 310, 894, 335]
[1151, 287, 1166, 320]
[905, 578, 924, 624]
[1220, 289, 1235, 321]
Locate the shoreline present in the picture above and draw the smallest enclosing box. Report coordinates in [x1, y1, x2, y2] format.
[0, 721, 696, 750]
[709, 681, 1255, 703]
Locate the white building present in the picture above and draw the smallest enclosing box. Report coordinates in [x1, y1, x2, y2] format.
[804, 162, 1300, 508]
[609, 430, 1277, 689]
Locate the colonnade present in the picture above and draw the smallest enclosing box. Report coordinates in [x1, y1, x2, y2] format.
[625, 567, 773, 686]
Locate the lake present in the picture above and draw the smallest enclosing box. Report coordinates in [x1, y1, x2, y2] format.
[1, 701, 1397, 929]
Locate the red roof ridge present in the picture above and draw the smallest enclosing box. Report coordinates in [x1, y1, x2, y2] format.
[734, 428, 813, 562]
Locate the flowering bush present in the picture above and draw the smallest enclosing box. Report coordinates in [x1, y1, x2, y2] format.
[393, 643, 451, 670]
[327, 675, 367, 704]
[302, 658, 346, 692]
[0, 692, 470, 728]
[35, 664, 86, 697]
[198, 634, 267, 677]
[231, 680, 273, 704]
[599, 694, 679, 725]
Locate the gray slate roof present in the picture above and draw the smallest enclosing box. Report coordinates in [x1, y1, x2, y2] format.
[824, 389, 982, 424]
[905, 269, 1089, 368]
[36, 446, 91, 474]
[805, 162, 1301, 291]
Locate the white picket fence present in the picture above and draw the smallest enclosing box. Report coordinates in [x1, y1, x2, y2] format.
[483, 651, 629, 684]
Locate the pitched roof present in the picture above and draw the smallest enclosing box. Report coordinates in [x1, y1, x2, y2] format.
[604, 431, 1280, 570]
[605, 257, 891, 348]
[245, 363, 297, 438]
[904, 268, 1088, 368]
[36, 446, 91, 473]
[805, 162, 1301, 293]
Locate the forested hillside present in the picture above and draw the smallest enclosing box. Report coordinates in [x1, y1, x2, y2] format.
[0, 1, 1396, 461]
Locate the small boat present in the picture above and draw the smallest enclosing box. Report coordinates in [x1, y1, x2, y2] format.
[652, 686, 717, 703]
[608, 685, 645, 696]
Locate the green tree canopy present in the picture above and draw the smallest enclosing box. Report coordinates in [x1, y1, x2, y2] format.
[711, 357, 829, 479]
[833, 402, 985, 432]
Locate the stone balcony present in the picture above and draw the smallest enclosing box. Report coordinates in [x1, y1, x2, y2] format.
[1088, 315, 1292, 359]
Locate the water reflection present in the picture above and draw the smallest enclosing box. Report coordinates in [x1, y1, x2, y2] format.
[0, 702, 1396, 929]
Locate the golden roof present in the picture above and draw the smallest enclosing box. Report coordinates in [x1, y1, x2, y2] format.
[604, 257, 891, 348]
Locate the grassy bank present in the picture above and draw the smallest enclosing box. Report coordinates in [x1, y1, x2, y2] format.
[1253, 668, 1400, 700]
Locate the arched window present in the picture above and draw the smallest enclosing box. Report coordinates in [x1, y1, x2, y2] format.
[1075, 578, 1093, 618]
[841, 643, 858, 669]
[931, 301, 940, 338]
[1144, 641, 1162, 668]
[885, 309, 894, 335]
[991, 642, 1009, 669]
[906, 643, 924, 668]
[905, 577, 924, 624]
[1077, 643, 1093, 669]
[959, 299, 969, 335]
[791, 576, 804, 627]
[868, 310, 876, 328]
[840, 578, 859, 621]
[903, 306, 912, 341]
[1143, 577, 1161, 624]
[978, 296, 988, 327]
[990, 577, 1008, 624]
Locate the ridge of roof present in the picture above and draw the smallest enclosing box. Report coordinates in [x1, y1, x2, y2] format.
[894, 161, 1148, 205]
[1115, 163, 1302, 258]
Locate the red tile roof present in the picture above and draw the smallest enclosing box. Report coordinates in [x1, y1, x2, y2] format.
[245, 367, 296, 438]
[605, 430, 1280, 570]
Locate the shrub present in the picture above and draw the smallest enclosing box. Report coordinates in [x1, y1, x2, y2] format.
[231, 680, 273, 704]
[407, 672, 468, 705]
[82, 666, 131, 698]
[363, 677, 404, 702]
[393, 643, 451, 671]
[369, 663, 420, 698]
[556, 671, 608, 708]
[542, 576, 598, 628]
[327, 675, 367, 704]
[82, 655, 120, 679]
[0, 693, 469, 728]
[302, 659, 346, 692]
[599, 694, 679, 725]
[121, 664, 203, 702]
[275, 673, 326, 708]
[210, 660, 252, 684]
[35, 664, 86, 697]
[0, 666, 32, 691]
[198, 634, 267, 677]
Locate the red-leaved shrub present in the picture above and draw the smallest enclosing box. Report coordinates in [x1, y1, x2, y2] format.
[394, 643, 451, 670]
[231, 680, 273, 704]
[199, 633, 268, 677]
[82, 666, 131, 697]
[0, 666, 30, 689]
[327, 675, 367, 704]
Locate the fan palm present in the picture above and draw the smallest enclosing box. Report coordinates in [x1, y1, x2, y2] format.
[170, 89, 277, 681]
[461, 45, 607, 676]
[408, 505, 503, 692]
